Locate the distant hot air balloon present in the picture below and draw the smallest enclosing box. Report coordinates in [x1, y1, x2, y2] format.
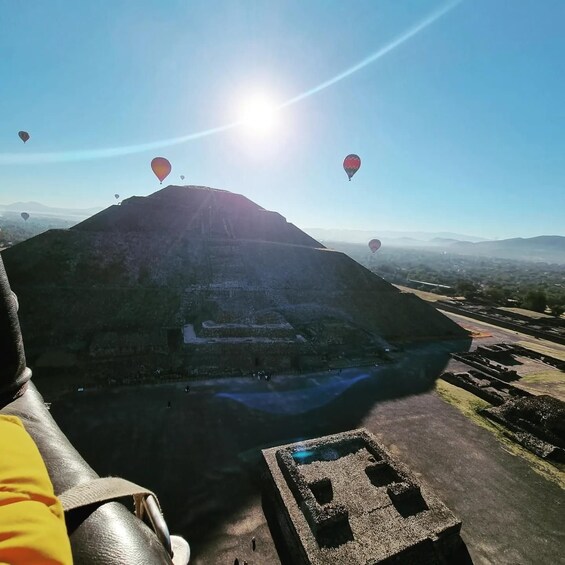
[21, 212, 30, 221]
[151, 157, 171, 184]
[368, 239, 381, 253]
[180, 175, 185, 181]
[18, 131, 30, 144]
[114, 194, 120, 200]
[343, 154, 361, 181]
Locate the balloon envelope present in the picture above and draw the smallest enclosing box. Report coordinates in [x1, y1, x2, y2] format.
[151, 157, 172, 183]
[21, 212, 29, 221]
[114, 194, 120, 199]
[18, 131, 30, 143]
[368, 239, 381, 253]
[343, 154, 361, 180]
[180, 175, 185, 180]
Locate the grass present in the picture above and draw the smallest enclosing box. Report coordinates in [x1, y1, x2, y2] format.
[520, 370, 565, 385]
[435, 379, 565, 490]
[498, 306, 554, 320]
[517, 340, 565, 362]
[516, 370, 565, 403]
[435, 378, 490, 418]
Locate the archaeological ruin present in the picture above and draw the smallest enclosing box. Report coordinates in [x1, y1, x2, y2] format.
[262, 428, 463, 564]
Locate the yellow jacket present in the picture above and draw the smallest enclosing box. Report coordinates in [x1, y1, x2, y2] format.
[0, 415, 73, 564]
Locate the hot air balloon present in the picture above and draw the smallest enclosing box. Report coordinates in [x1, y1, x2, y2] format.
[151, 157, 171, 184]
[180, 175, 185, 181]
[21, 212, 30, 221]
[368, 239, 381, 253]
[114, 194, 120, 200]
[18, 131, 30, 144]
[343, 154, 361, 181]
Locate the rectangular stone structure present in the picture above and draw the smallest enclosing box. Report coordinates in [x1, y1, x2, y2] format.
[262, 428, 462, 564]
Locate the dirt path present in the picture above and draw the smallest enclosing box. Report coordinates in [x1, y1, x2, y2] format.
[360, 392, 565, 565]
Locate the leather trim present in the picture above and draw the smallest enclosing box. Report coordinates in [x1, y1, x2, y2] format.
[0, 256, 31, 400]
[1, 383, 172, 565]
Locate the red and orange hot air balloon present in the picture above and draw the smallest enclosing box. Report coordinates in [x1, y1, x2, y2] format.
[151, 157, 171, 184]
[18, 131, 30, 144]
[368, 239, 381, 253]
[343, 154, 361, 181]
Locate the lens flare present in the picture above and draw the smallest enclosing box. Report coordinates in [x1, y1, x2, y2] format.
[0, 0, 462, 165]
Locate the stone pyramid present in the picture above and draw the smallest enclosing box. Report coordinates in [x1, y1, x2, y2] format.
[2, 185, 466, 382]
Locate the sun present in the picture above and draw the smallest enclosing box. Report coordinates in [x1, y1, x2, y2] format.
[238, 94, 279, 134]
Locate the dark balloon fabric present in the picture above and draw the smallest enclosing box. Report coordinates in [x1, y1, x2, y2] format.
[343, 154, 361, 180]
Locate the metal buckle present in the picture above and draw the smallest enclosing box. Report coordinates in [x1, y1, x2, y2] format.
[140, 494, 173, 557]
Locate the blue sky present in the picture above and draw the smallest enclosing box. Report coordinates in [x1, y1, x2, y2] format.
[1, 0, 563, 238]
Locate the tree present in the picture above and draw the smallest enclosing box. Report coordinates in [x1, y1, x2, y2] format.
[547, 294, 565, 317]
[456, 279, 478, 300]
[549, 304, 565, 317]
[522, 289, 547, 313]
[484, 285, 507, 306]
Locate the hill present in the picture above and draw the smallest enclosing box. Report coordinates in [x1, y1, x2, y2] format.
[1, 185, 466, 384]
[450, 236, 565, 264]
[0, 213, 76, 249]
[305, 228, 486, 246]
[0, 201, 102, 219]
[315, 231, 565, 265]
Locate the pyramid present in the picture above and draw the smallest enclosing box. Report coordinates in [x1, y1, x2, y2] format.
[1, 186, 466, 382]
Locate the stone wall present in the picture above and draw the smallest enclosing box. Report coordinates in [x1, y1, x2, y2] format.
[199, 320, 295, 339]
[262, 429, 462, 564]
[436, 302, 565, 345]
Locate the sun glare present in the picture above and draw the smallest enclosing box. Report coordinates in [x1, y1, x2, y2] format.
[238, 94, 279, 134]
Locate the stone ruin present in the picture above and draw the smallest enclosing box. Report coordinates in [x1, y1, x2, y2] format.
[484, 395, 565, 462]
[474, 343, 565, 372]
[441, 370, 528, 407]
[262, 428, 462, 564]
[443, 342, 565, 462]
[451, 351, 519, 382]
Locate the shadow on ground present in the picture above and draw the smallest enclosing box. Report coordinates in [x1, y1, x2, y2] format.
[50, 338, 470, 561]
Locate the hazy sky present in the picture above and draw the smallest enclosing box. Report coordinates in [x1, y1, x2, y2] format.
[1, 0, 563, 238]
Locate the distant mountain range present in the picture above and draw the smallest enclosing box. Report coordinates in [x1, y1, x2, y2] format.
[0, 201, 103, 219]
[449, 236, 565, 264]
[1, 203, 563, 264]
[305, 228, 487, 245]
[308, 228, 565, 264]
